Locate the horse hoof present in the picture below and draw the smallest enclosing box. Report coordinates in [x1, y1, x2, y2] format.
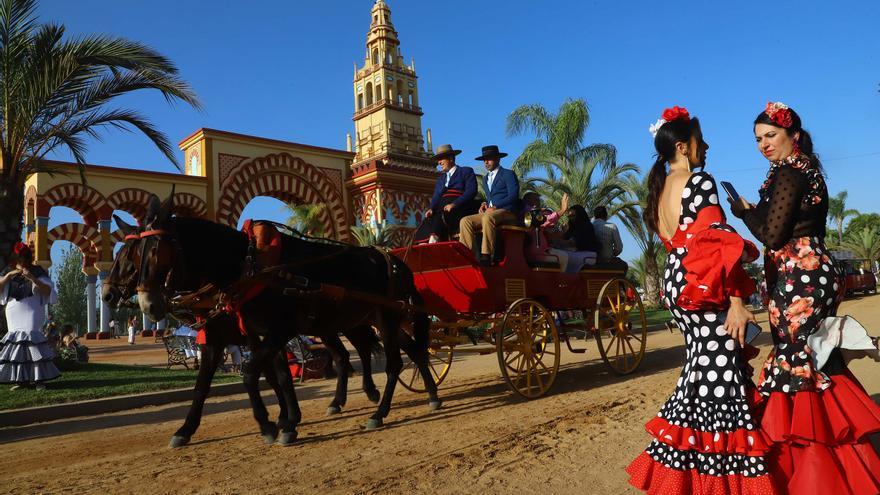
[262, 433, 278, 445]
[327, 405, 342, 416]
[169, 436, 190, 449]
[366, 418, 383, 430]
[428, 400, 443, 412]
[278, 431, 298, 446]
[366, 390, 380, 404]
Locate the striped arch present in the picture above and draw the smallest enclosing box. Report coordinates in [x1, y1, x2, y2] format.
[216, 153, 348, 240]
[171, 192, 207, 218]
[42, 183, 109, 225]
[46, 223, 100, 268]
[106, 188, 154, 225]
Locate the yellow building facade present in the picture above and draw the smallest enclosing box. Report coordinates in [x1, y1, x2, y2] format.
[22, 0, 437, 334]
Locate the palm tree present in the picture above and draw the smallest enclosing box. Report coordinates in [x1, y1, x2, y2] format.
[840, 226, 880, 271]
[619, 175, 663, 307]
[350, 223, 403, 247]
[506, 98, 639, 216]
[827, 190, 858, 247]
[283, 203, 325, 237]
[0, 0, 200, 267]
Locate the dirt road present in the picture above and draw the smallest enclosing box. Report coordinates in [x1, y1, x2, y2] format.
[2, 294, 878, 494]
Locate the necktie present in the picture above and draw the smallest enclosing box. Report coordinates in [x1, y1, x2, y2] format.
[445, 171, 452, 187]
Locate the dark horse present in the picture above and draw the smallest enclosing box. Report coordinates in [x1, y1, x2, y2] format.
[131, 194, 441, 441]
[102, 209, 385, 447]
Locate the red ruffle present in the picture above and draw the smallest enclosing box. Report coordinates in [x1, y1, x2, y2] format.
[646, 417, 773, 456]
[758, 372, 880, 495]
[626, 452, 779, 495]
[759, 373, 880, 445]
[674, 206, 759, 311]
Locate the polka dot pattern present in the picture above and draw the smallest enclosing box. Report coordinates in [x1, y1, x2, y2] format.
[633, 171, 771, 485]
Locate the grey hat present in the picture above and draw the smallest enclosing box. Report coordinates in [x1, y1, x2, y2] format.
[431, 144, 462, 161]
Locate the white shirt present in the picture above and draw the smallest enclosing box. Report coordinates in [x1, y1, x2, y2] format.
[486, 169, 498, 191]
[592, 218, 623, 261]
[445, 166, 457, 187]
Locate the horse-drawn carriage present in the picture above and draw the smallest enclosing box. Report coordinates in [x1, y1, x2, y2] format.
[391, 225, 648, 399]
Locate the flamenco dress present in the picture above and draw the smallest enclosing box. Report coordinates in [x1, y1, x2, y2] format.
[627, 172, 779, 494]
[0, 267, 60, 385]
[735, 154, 880, 495]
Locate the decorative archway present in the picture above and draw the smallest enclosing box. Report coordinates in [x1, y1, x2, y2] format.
[42, 183, 109, 225]
[216, 153, 348, 240]
[106, 188, 153, 225]
[171, 192, 207, 218]
[46, 223, 100, 268]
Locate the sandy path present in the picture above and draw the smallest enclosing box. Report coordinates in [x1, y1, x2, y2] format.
[1, 295, 878, 495]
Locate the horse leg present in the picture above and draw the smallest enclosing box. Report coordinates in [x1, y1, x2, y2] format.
[242, 339, 279, 444]
[261, 352, 289, 430]
[169, 342, 223, 448]
[269, 349, 301, 446]
[344, 326, 381, 404]
[367, 313, 404, 430]
[321, 333, 352, 415]
[399, 328, 442, 412]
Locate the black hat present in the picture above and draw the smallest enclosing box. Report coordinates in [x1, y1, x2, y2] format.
[431, 144, 462, 161]
[474, 145, 508, 161]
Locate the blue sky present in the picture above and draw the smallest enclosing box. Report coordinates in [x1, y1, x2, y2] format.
[41, 0, 880, 264]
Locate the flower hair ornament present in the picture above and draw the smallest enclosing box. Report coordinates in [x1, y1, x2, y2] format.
[764, 101, 793, 128]
[649, 106, 691, 137]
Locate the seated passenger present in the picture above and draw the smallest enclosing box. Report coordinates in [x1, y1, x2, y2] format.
[414, 144, 479, 244]
[459, 145, 520, 266]
[547, 205, 600, 273]
[591, 205, 628, 272]
[522, 192, 568, 262]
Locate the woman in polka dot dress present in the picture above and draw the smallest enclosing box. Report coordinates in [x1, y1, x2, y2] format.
[732, 103, 880, 495]
[627, 107, 779, 494]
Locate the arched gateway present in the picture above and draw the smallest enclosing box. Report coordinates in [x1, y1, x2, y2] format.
[19, 1, 441, 336]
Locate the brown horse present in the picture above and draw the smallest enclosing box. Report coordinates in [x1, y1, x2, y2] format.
[102, 211, 384, 447]
[124, 193, 440, 442]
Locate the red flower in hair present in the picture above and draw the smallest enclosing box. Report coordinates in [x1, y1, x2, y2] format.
[13, 242, 31, 256]
[764, 101, 793, 128]
[662, 106, 690, 122]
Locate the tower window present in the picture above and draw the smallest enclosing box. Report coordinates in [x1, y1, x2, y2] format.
[358, 94, 364, 110]
[365, 82, 373, 105]
[372, 48, 378, 65]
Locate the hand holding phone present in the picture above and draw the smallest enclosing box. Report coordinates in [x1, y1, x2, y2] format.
[720, 181, 740, 203]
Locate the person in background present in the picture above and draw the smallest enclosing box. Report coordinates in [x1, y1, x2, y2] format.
[459, 145, 520, 265]
[592, 205, 627, 272]
[545, 205, 601, 273]
[0, 242, 60, 390]
[127, 316, 137, 345]
[414, 144, 478, 244]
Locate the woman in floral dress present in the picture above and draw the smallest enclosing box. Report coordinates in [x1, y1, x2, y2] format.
[731, 102, 880, 494]
[627, 107, 778, 494]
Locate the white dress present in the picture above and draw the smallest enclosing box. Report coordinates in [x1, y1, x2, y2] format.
[0, 270, 60, 384]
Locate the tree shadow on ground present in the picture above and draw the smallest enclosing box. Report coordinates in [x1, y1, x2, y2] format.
[0, 342, 690, 446]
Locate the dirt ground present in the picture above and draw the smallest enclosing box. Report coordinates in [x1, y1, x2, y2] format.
[1, 294, 878, 495]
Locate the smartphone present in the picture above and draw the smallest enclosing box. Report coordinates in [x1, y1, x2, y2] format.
[719, 181, 740, 203]
[718, 311, 762, 344]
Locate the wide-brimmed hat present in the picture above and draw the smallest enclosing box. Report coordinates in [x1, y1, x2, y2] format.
[474, 145, 508, 161]
[431, 144, 462, 161]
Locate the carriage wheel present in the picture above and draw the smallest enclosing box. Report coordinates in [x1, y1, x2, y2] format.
[497, 298, 560, 399]
[593, 278, 647, 375]
[397, 342, 454, 393]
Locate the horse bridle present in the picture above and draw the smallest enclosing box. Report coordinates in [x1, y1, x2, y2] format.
[135, 228, 188, 299]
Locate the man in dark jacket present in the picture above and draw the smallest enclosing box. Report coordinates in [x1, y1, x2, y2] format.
[459, 145, 520, 265]
[414, 144, 478, 243]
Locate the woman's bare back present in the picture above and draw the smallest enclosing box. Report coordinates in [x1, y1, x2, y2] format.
[657, 170, 692, 241]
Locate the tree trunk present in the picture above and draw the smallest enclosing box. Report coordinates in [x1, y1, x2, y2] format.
[642, 255, 662, 308]
[0, 178, 25, 269]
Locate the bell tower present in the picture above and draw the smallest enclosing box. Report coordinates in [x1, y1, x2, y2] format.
[347, 0, 437, 243]
[352, 0, 431, 164]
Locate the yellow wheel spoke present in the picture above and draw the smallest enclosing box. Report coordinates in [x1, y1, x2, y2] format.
[603, 332, 618, 356]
